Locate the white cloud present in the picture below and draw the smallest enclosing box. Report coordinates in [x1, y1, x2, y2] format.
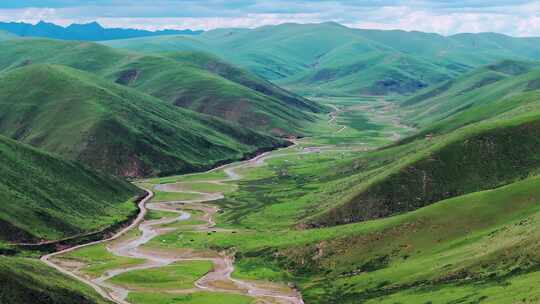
[0, 1, 539, 36]
[92, 13, 322, 31]
[344, 3, 540, 36]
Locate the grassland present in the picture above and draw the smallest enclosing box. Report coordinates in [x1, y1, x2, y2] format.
[145, 170, 228, 184]
[109, 260, 212, 290]
[30, 81, 540, 304]
[0, 256, 111, 304]
[145, 209, 180, 220]
[127, 292, 254, 304]
[306, 96, 414, 146]
[61, 244, 145, 278]
[151, 191, 203, 203]
[177, 182, 235, 193]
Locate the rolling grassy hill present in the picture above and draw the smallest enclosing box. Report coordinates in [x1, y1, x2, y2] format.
[164, 52, 322, 113]
[310, 112, 540, 227]
[0, 134, 139, 244]
[402, 60, 540, 130]
[0, 38, 323, 134]
[0, 64, 285, 177]
[103, 22, 540, 97]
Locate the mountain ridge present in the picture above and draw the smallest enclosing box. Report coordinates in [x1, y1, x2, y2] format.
[0, 20, 202, 41]
[0, 63, 286, 177]
[102, 22, 540, 96]
[0, 38, 324, 135]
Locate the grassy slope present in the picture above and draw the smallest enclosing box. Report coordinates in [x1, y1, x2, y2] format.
[163, 52, 323, 114]
[0, 134, 138, 243]
[310, 112, 540, 226]
[0, 64, 284, 177]
[294, 175, 540, 303]
[103, 23, 540, 97]
[401, 60, 540, 132]
[0, 38, 322, 134]
[0, 256, 110, 304]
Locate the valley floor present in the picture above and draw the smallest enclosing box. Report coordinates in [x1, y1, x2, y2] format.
[46, 96, 395, 304]
[38, 96, 540, 304]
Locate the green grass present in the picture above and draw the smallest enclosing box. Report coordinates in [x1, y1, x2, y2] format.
[127, 291, 254, 304]
[180, 182, 235, 193]
[0, 63, 284, 177]
[61, 244, 145, 278]
[146, 170, 228, 184]
[305, 96, 414, 146]
[0, 134, 139, 243]
[109, 260, 212, 290]
[0, 256, 110, 304]
[152, 190, 202, 202]
[365, 270, 540, 304]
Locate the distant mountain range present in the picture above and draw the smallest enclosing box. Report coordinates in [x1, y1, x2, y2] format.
[103, 22, 540, 96]
[0, 21, 202, 41]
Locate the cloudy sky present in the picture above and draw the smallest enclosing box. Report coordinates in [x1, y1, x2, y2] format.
[1, 1, 539, 36]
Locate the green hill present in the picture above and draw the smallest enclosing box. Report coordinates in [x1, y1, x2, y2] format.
[309, 112, 540, 227]
[0, 256, 110, 304]
[163, 52, 322, 113]
[0, 134, 139, 244]
[268, 175, 540, 303]
[401, 60, 540, 136]
[0, 38, 323, 134]
[102, 23, 540, 97]
[0, 64, 284, 177]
